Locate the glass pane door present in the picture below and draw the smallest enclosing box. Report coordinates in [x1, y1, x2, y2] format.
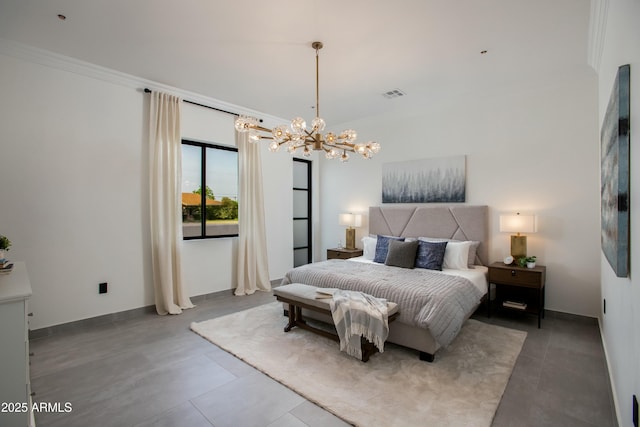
[293, 159, 311, 267]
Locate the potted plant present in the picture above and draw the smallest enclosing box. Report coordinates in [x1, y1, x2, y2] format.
[0, 235, 11, 262]
[525, 256, 537, 268]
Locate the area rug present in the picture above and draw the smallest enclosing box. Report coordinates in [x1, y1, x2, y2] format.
[190, 302, 526, 427]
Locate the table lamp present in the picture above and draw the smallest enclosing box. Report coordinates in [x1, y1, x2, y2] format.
[338, 213, 362, 250]
[499, 213, 536, 259]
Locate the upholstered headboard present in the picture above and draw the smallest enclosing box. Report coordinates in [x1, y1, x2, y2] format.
[369, 205, 489, 265]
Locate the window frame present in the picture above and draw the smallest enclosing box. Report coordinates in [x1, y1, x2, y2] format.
[182, 139, 239, 240]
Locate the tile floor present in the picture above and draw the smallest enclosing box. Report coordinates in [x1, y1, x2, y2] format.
[29, 290, 617, 427]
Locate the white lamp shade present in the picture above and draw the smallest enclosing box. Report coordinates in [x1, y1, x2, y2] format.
[499, 214, 536, 233]
[339, 213, 362, 227]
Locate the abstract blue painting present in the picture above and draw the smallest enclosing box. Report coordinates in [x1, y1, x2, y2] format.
[601, 64, 630, 278]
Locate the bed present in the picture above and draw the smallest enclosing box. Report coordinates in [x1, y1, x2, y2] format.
[281, 205, 489, 361]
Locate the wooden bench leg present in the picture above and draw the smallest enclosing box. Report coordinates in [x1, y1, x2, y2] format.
[419, 351, 435, 362]
[295, 306, 306, 326]
[360, 339, 377, 363]
[284, 303, 295, 332]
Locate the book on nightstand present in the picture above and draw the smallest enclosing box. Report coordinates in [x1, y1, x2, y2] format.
[502, 300, 527, 310]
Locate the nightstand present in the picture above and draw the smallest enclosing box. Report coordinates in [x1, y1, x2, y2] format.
[327, 248, 363, 260]
[488, 262, 546, 328]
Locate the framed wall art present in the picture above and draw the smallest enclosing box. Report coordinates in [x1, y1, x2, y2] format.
[382, 155, 466, 203]
[601, 64, 630, 278]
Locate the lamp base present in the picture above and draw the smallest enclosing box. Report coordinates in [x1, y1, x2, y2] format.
[345, 228, 356, 250]
[510, 235, 527, 259]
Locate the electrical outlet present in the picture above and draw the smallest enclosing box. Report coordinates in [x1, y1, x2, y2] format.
[633, 394, 638, 427]
[99, 282, 108, 294]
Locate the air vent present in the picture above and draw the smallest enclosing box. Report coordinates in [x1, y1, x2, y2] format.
[382, 89, 406, 99]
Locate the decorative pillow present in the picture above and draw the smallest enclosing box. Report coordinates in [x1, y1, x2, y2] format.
[467, 241, 481, 267]
[442, 241, 472, 270]
[373, 235, 405, 263]
[384, 240, 419, 269]
[361, 236, 377, 260]
[415, 240, 448, 270]
[419, 237, 482, 267]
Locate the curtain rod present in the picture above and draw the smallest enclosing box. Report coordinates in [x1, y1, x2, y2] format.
[143, 88, 263, 122]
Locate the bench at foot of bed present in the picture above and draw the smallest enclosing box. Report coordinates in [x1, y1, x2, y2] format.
[273, 283, 399, 362]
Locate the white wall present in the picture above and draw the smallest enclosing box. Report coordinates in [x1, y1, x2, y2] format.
[319, 67, 601, 317]
[597, 0, 640, 425]
[0, 52, 152, 329]
[0, 43, 296, 329]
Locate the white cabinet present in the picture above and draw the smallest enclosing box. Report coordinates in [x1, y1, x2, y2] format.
[0, 262, 34, 427]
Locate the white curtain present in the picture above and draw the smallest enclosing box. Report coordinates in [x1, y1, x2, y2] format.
[149, 91, 194, 314]
[235, 130, 271, 295]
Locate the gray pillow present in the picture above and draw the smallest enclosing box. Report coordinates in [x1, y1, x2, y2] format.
[467, 241, 482, 266]
[384, 240, 419, 269]
[373, 235, 405, 263]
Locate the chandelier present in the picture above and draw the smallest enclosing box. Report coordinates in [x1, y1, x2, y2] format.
[234, 41, 380, 162]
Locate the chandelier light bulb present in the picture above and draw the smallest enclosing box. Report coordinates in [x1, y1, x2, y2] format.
[272, 125, 287, 142]
[311, 117, 326, 132]
[268, 141, 280, 152]
[340, 151, 349, 162]
[290, 117, 306, 133]
[248, 130, 261, 143]
[343, 129, 357, 143]
[234, 116, 249, 132]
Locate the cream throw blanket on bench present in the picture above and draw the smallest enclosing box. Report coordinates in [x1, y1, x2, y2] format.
[329, 290, 390, 360]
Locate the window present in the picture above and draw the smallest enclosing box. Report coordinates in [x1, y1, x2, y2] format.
[181, 140, 238, 239]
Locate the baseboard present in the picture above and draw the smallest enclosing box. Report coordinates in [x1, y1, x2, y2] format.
[545, 309, 598, 323]
[30, 279, 283, 340]
[598, 317, 622, 426]
[29, 304, 157, 340]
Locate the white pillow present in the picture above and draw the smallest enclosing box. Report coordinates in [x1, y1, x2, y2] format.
[361, 236, 377, 260]
[442, 241, 472, 270]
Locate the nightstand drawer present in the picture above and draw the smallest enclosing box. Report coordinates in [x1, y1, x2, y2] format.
[489, 267, 543, 289]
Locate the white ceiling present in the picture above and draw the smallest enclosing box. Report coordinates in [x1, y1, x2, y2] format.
[0, 0, 591, 126]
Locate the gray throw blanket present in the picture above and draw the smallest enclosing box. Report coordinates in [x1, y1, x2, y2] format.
[282, 260, 484, 347]
[329, 290, 389, 359]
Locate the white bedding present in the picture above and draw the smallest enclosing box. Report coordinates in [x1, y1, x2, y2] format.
[347, 256, 488, 294]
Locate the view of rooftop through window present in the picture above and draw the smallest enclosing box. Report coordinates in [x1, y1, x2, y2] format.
[181, 141, 238, 238]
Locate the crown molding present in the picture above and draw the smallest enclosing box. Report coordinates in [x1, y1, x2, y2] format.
[587, 0, 609, 73]
[0, 37, 284, 125]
